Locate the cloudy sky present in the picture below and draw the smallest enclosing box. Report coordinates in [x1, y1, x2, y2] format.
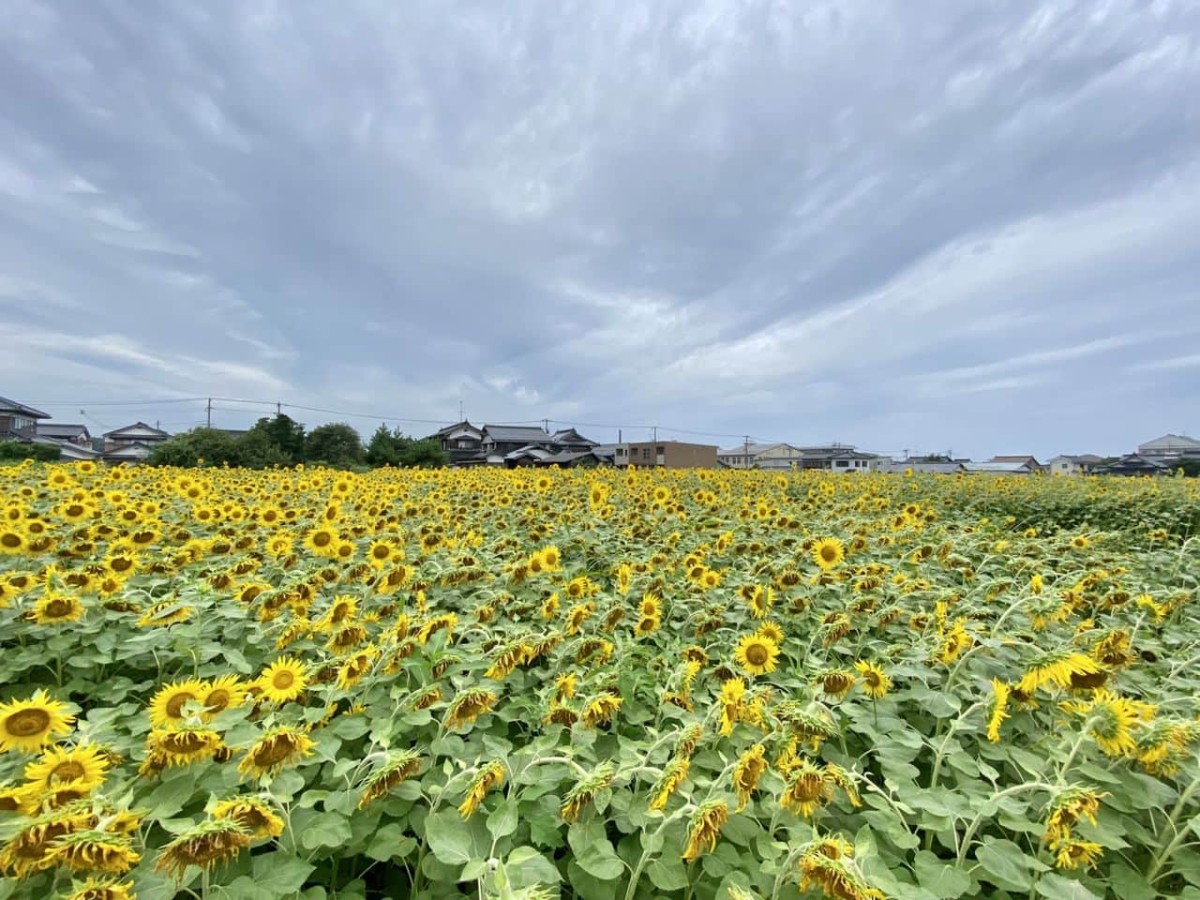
[2, 1, 1198, 458]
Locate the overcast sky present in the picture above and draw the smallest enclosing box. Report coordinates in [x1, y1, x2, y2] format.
[2, 1, 1198, 458]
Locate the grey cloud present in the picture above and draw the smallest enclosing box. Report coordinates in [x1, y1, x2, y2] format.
[1, 0, 1199, 456]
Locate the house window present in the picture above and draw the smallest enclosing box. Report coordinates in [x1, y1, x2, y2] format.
[835, 460, 849, 468]
[457, 439, 472, 448]
[656, 446, 665, 454]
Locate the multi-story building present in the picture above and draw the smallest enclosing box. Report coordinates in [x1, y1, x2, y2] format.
[1046, 454, 1105, 476]
[717, 442, 805, 470]
[1137, 434, 1200, 460]
[100, 422, 171, 463]
[0, 395, 50, 439]
[618, 441, 718, 469]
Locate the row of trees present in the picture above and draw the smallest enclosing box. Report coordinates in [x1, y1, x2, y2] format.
[147, 414, 447, 469]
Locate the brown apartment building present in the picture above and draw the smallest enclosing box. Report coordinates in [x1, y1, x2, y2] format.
[616, 440, 718, 469]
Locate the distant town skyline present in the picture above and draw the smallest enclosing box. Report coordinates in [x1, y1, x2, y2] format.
[2, 3, 1198, 461]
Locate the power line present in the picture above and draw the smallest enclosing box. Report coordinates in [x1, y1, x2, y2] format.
[26, 397, 206, 407]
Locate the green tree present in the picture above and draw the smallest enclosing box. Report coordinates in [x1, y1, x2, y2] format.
[247, 414, 306, 463]
[399, 438, 448, 468]
[305, 422, 365, 468]
[148, 428, 245, 467]
[365, 424, 403, 467]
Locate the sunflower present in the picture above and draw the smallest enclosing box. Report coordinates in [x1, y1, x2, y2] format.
[0, 691, 75, 753]
[634, 614, 661, 637]
[200, 675, 247, 719]
[148, 679, 208, 729]
[155, 819, 251, 879]
[682, 800, 728, 862]
[734, 634, 780, 676]
[0, 526, 29, 555]
[352, 753, 424, 811]
[257, 658, 308, 704]
[853, 661, 891, 700]
[812, 537, 845, 571]
[23, 744, 109, 795]
[718, 678, 746, 736]
[818, 670, 857, 700]
[64, 877, 136, 900]
[0, 805, 96, 878]
[582, 695, 623, 729]
[1062, 690, 1142, 758]
[1055, 839, 1103, 870]
[458, 760, 506, 819]
[302, 527, 339, 557]
[560, 762, 615, 822]
[147, 728, 224, 768]
[47, 830, 140, 874]
[649, 757, 690, 812]
[756, 621, 785, 644]
[986, 680, 1010, 743]
[732, 744, 767, 811]
[237, 727, 315, 778]
[28, 591, 86, 626]
[1017, 650, 1103, 695]
[212, 796, 285, 840]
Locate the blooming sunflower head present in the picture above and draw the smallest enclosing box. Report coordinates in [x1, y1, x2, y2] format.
[0, 690, 75, 754]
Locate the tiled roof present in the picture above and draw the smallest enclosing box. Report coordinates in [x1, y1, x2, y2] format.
[0, 395, 50, 418]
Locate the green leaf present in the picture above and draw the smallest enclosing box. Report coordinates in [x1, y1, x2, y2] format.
[1109, 862, 1157, 900]
[505, 846, 563, 889]
[251, 853, 315, 894]
[912, 850, 972, 898]
[300, 812, 352, 851]
[365, 823, 417, 862]
[488, 797, 520, 840]
[1035, 873, 1102, 899]
[648, 856, 690, 891]
[425, 807, 491, 867]
[974, 838, 1045, 890]
[574, 835, 625, 880]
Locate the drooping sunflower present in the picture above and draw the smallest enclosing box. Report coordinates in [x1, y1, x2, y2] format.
[146, 727, 224, 769]
[734, 633, 780, 676]
[986, 680, 1010, 743]
[560, 762, 615, 823]
[1017, 649, 1103, 695]
[23, 744, 109, 795]
[649, 757, 690, 812]
[681, 800, 728, 862]
[812, 537, 845, 571]
[1055, 839, 1103, 870]
[853, 661, 891, 700]
[718, 678, 746, 736]
[47, 829, 140, 875]
[238, 727, 315, 779]
[29, 592, 86, 626]
[257, 658, 308, 704]
[155, 818, 252, 879]
[817, 670, 857, 700]
[444, 689, 498, 731]
[212, 796, 285, 840]
[582, 694, 623, 729]
[64, 876, 137, 900]
[1062, 690, 1143, 758]
[732, 743, 767, 811]
[0, 690, 75, 753]
[147, 679, 208, 729]
[458, 760, 506, 819]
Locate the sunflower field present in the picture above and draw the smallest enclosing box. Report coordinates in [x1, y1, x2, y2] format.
[1, 461, 1199, 900]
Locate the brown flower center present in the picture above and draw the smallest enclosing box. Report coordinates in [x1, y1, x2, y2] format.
[745, 643, 770, 666]
[50, 761, 87, 782]
[44, 599, 75, 618]
[165, 692, 197, 719]
[272, 670, 295, 690]
[6, 708, 50, 737]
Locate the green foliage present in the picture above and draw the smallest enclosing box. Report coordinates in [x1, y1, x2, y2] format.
[305, 422, 365, 468]
[148, 427, 247, 467]
[0, 440, 62, 462]
[249, 413, 307, 464]
[366, 424, 449, 468]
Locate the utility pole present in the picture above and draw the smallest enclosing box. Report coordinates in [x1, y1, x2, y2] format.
[276, 401, 282, 416]
[206, 398, 212, 429]
[744, 434, 750, 469]
[652, 426, 658, 442]
[459, 399, 464, 422]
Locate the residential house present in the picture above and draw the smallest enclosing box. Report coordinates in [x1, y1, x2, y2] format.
[619, 441, 718, 469]
[36, 423, 93, 447]
[990, 455, 1045, 473]
[963, 460, 1040, 475]
[791, 445, 883, 473]
[431, 421, 485, 465]
[1047, 454, 1105, 476]
[0, 395, 50, 440]
[878, 459, 968, 474]
[101, 422, 171, 464]
[717, 442, 805, 470]
[1137, 434, 1200, 461]
[1093, 454, 1170, 477]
